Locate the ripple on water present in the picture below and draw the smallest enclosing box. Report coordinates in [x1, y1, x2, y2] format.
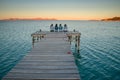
[0, 21, 120, 80]
[79, 40, 120, 80]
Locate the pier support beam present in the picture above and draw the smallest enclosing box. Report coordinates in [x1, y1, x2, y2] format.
[31, 31, 46, 48]
[32, 31, 81, 53]
[66, 32, 81, 54]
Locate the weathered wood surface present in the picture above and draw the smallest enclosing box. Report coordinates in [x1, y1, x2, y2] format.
[3, 32, 80, 80]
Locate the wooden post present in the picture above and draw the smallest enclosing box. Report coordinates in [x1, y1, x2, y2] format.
[32, 36, 35, 48]
[75, 36, 78, 53]
[67, 35, 72, 44]
[40, 35, 42, 40]
[37, 36, 39, 41]
[77, 34, 80, 53]
[69, 36, 72, 45]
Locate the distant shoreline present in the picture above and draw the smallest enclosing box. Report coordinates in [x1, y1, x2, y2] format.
[0, 18, 57, 21]
[0, 17, 120, 21]
[101, 17, 120, 21]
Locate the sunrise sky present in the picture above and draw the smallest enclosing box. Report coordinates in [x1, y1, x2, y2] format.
[0, 0, 120, 20]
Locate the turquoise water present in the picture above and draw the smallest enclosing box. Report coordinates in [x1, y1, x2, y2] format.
[0, 20, 120, 80]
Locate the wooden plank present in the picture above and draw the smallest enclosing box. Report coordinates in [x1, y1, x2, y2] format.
[7, 70, 79, 74]
[3, 32, 80, 80]
[22, 56, 74, 61]
[4, 73, 80, 79]
[13, 65, 77, 70]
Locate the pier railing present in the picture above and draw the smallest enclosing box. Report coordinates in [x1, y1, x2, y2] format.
[31, 31, 81, 53]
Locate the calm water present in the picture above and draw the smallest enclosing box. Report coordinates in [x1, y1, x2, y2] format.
[0, 20, 120, 80]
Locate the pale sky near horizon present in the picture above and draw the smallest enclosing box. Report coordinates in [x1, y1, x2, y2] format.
[0, 0, 120, 20]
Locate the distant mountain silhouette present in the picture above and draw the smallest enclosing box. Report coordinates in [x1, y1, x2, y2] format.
[101, 17, 120, 21]
[1, 18, 57, 20]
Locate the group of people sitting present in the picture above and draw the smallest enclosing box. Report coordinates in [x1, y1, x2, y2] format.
[50, 24, 68, 32]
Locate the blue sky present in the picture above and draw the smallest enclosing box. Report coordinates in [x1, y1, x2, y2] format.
[0, 0, 120, 20]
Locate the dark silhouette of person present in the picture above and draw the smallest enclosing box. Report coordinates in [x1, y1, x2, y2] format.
[55, 24, 58, 32]
[73, 29, 76, 32]
[40, 29, 42, 32]
[59, 24, 63, 32]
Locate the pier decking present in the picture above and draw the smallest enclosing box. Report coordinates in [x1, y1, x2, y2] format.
[3, 31, 81, 80]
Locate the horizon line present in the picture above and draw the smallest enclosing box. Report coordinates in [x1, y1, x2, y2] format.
[0, 16, 120, 21]
[0, 17, 101, 21]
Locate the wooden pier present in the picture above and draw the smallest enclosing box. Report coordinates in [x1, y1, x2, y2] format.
[3, 31, 81, 80]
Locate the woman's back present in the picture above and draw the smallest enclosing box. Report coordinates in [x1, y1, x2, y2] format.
[59, 24, 63, 32]
[55, 24, 58, 32]
[50, 24, 54, 32]
[64, 24, 68, 32]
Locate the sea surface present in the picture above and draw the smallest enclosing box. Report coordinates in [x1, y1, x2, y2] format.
[0, 20, 120, 80]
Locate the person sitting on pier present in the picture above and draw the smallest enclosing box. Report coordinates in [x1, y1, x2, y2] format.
[55, 24, 58, 32]
[50, 24, 54, 32]
[59, 24, 63, 32]
[39, 29, 42, 32]
[63, 24, 68, 32]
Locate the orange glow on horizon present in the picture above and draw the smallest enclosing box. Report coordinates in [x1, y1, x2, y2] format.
[0, 0, 120, 21]
[0, 16, 104, 20]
